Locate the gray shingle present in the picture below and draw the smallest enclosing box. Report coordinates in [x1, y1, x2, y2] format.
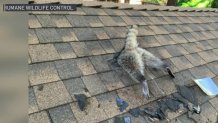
[207, 39, 218, 48]
[73, 28, 98, 41]
[54, 43, 77, 59]
[87, 16, 103, 27]
[169, 34, 188, 43]
[111, 16, 126, 26]
[28, 29, 39, 44]
[49, 104, 77, 123]
[110, 39, 125, 52]
[82, 7, 107, 15]
[56, 29, 78, 42]
[55, 59, 82, 79]
[85, 41, 106, 55]
[121, 16, 135, 25]
[29, 87, 39, 114]
[138, 36, 160, 48]
[189, 65, 216, 78]
[89, 55, 111, 72]
[34, 81, 72, 110]
[99, 40, 116, 53]
[37, 15, 56, 27]
[63, 78, 91, 100]
[29, 15, 42, 28]
[149, 25, 169, 35]
[181, 42, 202, 53]
[195, 41, 213, 50]
[104, 27, 127, 38]
[29, 62, 60, 85]
[155, 76, 177, 95]
[170, 56, 193, 71]
[98, 71, 124, 91]
[149, 17, 168, 25]
[165, 44, 189, 57]
[29, 44, 60, 63]
[130, 17, 146, 25]
[50, 15, 71, 27]
[66, 15, 89, 27]
[76, 58, 97, 76]
[82, 74, 108, 96]
[36, 28, 62, 43]
[92, 28, 110, 40]
[163, 25, 183, 33]
[96, 91, 121, 118]
[71, 97, 108, 123]
[207, 61, 218, 75]
[185, 53, 206, 66]
[162, 17, 182, 24]
[155, 35, 175, 45]
[99, 16, 117, 26]
[117, 86, 142, 109]
[71, 42, 92, 57]
[173, 70, 195, 86]
[138, 26, 155, 36]
[29, 111, 51, 123]
[198, 50, 218, 63]
[182, 33, 197, 42]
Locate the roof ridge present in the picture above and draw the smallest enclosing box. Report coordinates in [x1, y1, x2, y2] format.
[30, 0, 218, 13]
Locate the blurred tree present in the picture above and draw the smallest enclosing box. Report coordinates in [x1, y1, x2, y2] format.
[212, 0, 218, 8]
[167, 0, 177, 5]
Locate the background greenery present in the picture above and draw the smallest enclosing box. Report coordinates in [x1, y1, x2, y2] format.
[143, 0, 218, 8]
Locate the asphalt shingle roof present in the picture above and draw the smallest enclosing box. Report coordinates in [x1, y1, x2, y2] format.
[28, 1, 218, 123]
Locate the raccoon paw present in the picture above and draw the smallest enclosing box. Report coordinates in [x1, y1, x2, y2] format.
[142, 81, 150, 98]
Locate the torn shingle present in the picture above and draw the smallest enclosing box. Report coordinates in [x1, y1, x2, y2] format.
[63, 78, 91, 100]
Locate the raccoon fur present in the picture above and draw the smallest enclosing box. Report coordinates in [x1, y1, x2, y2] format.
[117, 25, 174, 97]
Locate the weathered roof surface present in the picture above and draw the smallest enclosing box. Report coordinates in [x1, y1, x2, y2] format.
[28, 1, 218, 123]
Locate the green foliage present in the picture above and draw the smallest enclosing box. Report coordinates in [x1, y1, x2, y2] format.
[212, 0, 218, 8]
[177, 0, 214, 8]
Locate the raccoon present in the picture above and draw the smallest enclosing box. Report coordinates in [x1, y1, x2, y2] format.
[117, 25, 150, 97]
[116, 25, 175, 97]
